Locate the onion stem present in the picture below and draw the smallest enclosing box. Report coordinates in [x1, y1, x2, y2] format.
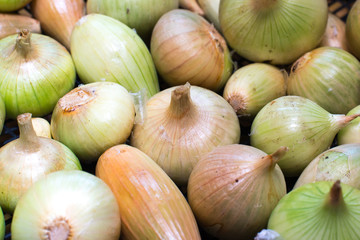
[167, 83, 195, 118]
[17, 113, 40, 150]
[15, 29, 32, 57]
[335, 113, 360, 128]
[264, 146, 288, 169]
[325, 180, 346, 209]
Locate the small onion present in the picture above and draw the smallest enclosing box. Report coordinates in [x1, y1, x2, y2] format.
[96, 144, 201, 239]
[0, 0, 32, 12]
[179, 0, 204, 15]
[188, 145, 287, 240]
[219, 0, 328, 65]
[51, 82, 135, 163]
[346, 0, 360, 59]
[131, 83, 240, 185]
[31, 117, 51, 138]
[287, 47, 360, 114]
[0, 207, 3, 240]
[319, 13, 348, 51]
[11, 170, 121, 240]
[0, 14, 41, 40]
[151, 9, 233, 92]
[250, 96, 360, 177]
[71, 14, 159, 98]
[0, 113, 81, 214]
[0, 30, 76, 119]
[198, 0, 220, 30]
[268, 181, 360, 240]
[338, 105, 360, 144]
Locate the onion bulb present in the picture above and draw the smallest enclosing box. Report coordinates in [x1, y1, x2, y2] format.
[31, 117, 51, 138]
[151, 9, 233, 92]
[0, 0, 32, 12]
[0, 207, 3, 240]
[51, 82, 135, 163]
[319, 13, 348, 51]
[268, 181, 360, 240]
[0, 14, 41, 40]
[0, 113, 81, 214]
[219, 0, 328, 65]
[131, 83, 240, 186]
[250, 96, 360, 177]
[198, 0, 220, 30]
[71, 14, 159, 98]
[0, 29, 76, 119]
[188, 145, 287, 240]
[287, 47, 360, 114]
[346, 0, 360, 59]
[96, 144, 201, 239]
[11, 170, 121, 240]
[179, 0, 204, 15]
[338, 105, 360, 145]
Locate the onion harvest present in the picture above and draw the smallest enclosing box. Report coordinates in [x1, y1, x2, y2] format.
[0, 0, 32, 12]
[0, 14, 40, 40]
[338, 105, 360, 144]
[319, 13, 348, 51]
[346, 0, 360, 59]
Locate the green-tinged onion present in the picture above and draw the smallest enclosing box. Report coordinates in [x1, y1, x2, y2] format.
[11, 170, 121, 240]
[51, 82, 135, 163]
[0, 14, 41, 40]
[0, 94, 4, 134]
[346, 0, 360, 59]
[188, 145, 287, 240]
[0, 29, 76, 119]
[198, 0, 220, 30]
[219, 0, 328, 65]
[319, 13, 348, 51]
[0, 113, 81, 214]
[0, 0, 32, 12]
[268, 181, 360, 240]
[151, 9, 233, 92]
[71, 14, 159, 98]
[31, 117, 51, 138]
[287, 47, 360, 114]
[0, 207, 3, 240]
[179, 0, 204, 15]
[338, 105, 360, 144]
[250, 96, 360, 177]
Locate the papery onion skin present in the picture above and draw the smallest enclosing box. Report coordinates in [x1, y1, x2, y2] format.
[346, 0, 360, 59]
[219, 0, 328, 65]
[0, 0, 32, 12]
[338, 106, 360, 145]
[319, 13, 348, 51]
[287, 47, 360, 114]
[0, 14, 41, 40]
[11, 170, 121, 240]
[71, 14, 159, 98]
[96, 144, 201, 240]
[31, 117, 51, 138]
[151, 9, 233, 92]
[198, 0, 220, 31]
[0, 207, 3, 240]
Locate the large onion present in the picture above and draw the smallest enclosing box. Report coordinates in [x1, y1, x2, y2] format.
[338, 105, 360, 144]
[0, 0, 32, 12]
[0, 14, 40, 40]
[346, 0, 360, 59]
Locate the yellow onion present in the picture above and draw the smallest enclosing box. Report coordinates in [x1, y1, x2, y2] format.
[0, 14, 40, 40]
[0, 207, 3, 240]
[346, 0, 360, 59]
[268, 181, 360, 240]
[151, 9, 233, 92]
[319, 13, 348, 51]
[0, 113, 81, 214]
[188, 145, 287, 240]
[51, 82, 135, 163]
[96, 144, 201, 240]
[0, 30, 76, 119]
[250, 96, 360, 177]
[31, 0, 85, 50]
[179, 0, 204, 15]
[198, 0, 220, 30]
[31, 117, 51, 138]
[338, 105, 360, 144]
[0, 0, 32, 12]
[131, 83, 240, 186]
[71, 14, 159, 98]
[223, 63, 286, 119]
[87, 0, 178, 42]
[287, 47, 360, 114]
[219, 0, 328, 65]
[11, 170, 121, 240]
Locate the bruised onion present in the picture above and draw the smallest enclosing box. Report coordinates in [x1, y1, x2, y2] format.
[0, 113, 81, 214]
[96, 144, 201, 239]
[219, 0, 328, 65]
[346, 0, 360, 59]
[151, 9, 233, 92]
[198, 0, 220, 30]
[31, 117, 51, 138]
[131, 83, 240, 186]
[0, 14, 40, 40]
[179, 0, 204, 15]
[338, 105, 360, 144]
[319, 13, 348, 51]
[188, 145, 287, 240]
[287, 47, 360, 114]
[0, 0, 32, 12]
[250, 96, 360, 177]
[11, 170, 121, 240]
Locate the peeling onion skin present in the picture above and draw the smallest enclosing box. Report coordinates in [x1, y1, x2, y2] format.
[287, 47, 360, 114]
[0, 14, 41, 40]
[346, 0, 360, 59]
[0, 207, 3, 240]
[219, 0, 328, 65]
[0, 0, 32, 12]
[96, 144, 201, 240]
[338, 106, 360, 145]
[319, 13, 348, 51]
[11, 170, 121, 240]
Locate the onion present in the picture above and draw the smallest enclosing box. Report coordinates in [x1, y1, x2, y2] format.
[346, 0, 360, 59]
[0, 30, 76, 119]
[96, 144, 201, 239]
[338, 105, 360, 144]
[0, 113, 81, 214]
[219, 0, 328, 65]
[51, 82, 135, 163]
[0, 0, 32, 12]
[250, 96, 360, 177]
[151, 9, 233, 92]
[31, 117, 51, 138]
[198, 0, 220, 30]
[0, 94, 5, 134]
[31, 0, 85, 50]
[71, 14, 159, 98]
[188, 145, 287, 240]
[0, 14, 40, 40]
[223, 63, 286, 119]
[319, 13, 348, 51]
[131, 83, 240, 186]
[0, 207, 3, 240]
[287, 47, 360, 114]
[268, 181, 360, 240]
[11, 170, 121, 240]
[179, 0, 204, 15]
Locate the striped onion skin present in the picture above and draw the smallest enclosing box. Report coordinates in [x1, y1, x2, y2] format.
[71, 14, 159, 98]
[287, 47, 360, 114]
[219, 0, 328, 65]
[131, 84, 240, 186]
[250, 96, 357, 177]
[0, 0, 31, 12]
[198, 0, 220, 30]
[346, 0, 360, 59]
[0, 31, 76, 119]
[188, 145, 286, 240]
[0, 14, 41, 40]
[96, 144, 201, 240]
[268, 181, 360, 240]
[338, 106, 360, 145]
[151, 9, 233, 92]
[51, 82, 135, 163]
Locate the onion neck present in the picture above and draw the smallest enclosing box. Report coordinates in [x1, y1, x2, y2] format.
[262, 146, 288, 170]
[324, 180, 346, 211]
[17, 113, 41, 151]
[167, 83, 195, 118]
[15, 29, 32, 58]
[332, 113, 360, 130]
